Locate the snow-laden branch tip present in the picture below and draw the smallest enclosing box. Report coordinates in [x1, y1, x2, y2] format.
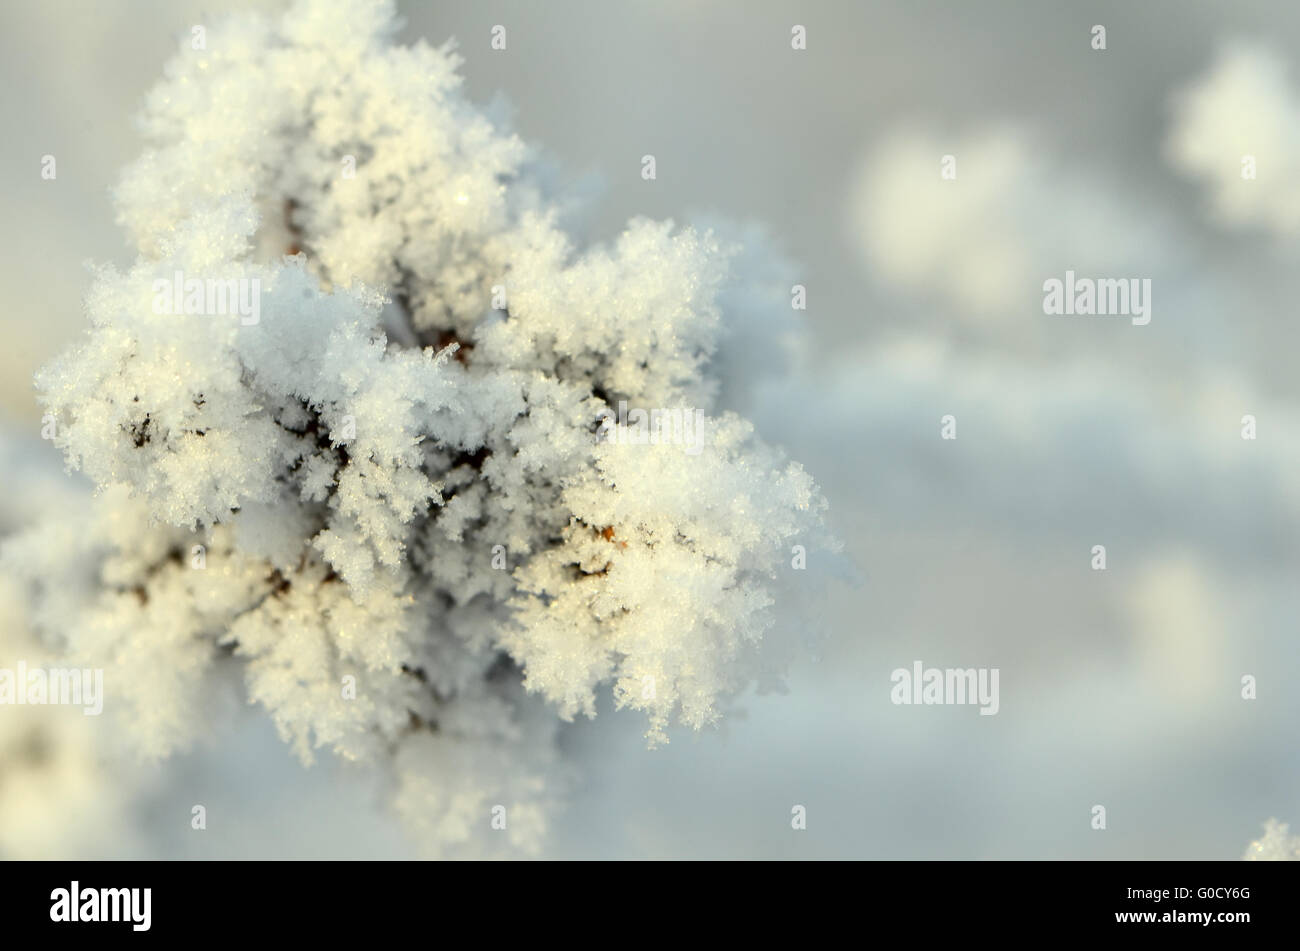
[4, 0, 834, 854]
[1243, 819, 1300, 860]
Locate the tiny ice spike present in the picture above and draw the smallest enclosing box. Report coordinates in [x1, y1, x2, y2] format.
[11, 0, 832, 853]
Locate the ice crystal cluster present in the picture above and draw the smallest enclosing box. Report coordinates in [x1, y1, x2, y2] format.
[2, 0, 829, 853]
[1243, 819, 1300, 861]
[0, 436, 139, 859]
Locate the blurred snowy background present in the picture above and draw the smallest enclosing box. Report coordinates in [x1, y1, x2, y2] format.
[2, 0, 1299, 858]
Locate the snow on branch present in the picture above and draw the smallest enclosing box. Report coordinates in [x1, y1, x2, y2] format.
[10, 0, 833, 854]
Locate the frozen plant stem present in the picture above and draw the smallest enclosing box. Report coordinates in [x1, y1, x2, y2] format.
[6, 0, 832, 854]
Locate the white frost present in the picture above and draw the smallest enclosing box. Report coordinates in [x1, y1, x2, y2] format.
[13, 0, 832, 854]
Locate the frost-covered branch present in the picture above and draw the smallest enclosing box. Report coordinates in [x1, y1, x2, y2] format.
[4, 0, 831, 854]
